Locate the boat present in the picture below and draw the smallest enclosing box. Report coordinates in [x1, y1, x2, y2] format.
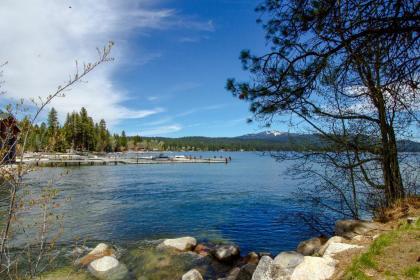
[172, 155, 188, 161]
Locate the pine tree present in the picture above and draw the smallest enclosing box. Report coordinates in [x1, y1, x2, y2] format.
[46, 108, 60, 151]
[120, 131, 128, 151]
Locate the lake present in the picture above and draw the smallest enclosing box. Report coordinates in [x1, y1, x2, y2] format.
[16, 152, 322, 253]
[11, 152, 329, 278]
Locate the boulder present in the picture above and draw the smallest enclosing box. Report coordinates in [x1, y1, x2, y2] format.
[213, 245, 240, 263]
[318, 236, 344, 256]
[244, 252, 259, 265]
[162, 236, 197, 251]
[237, 263, 257, 280]
[182, 269, 204, 280]
[352, 235, 365, 242]
[335, 220, 377, 238]
[252, 252, 300, 280]
[273, 251, 304, 270]
[322, 242, 363, 257]
[290, 256, 335, 280]
[258, 252, 273, 258]
[89, 243, 109, 255]
[218, 267, 240, 280]
[296, 237, 327, 256]
[88, 256, 128, 280]
[251, 256, 273, 280]
[77, 243, 115, 266]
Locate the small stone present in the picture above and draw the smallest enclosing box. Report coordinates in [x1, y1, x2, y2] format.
[296, 237, 327, 256]
[194, 244, 210, 257]
[213, 245, 240, 263]
[407, 217, 417, 224]
[182, 269, 203, 280]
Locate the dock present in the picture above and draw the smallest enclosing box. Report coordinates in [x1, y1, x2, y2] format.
[18, 155, 231, 167]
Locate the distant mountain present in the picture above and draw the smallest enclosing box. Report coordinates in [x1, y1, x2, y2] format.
[236, 130, 299, 141]
[236, 130, 322, 145]
[142, 131, 420, 152]
[236, 131, 420, 152]
[397, 139, 420, 152]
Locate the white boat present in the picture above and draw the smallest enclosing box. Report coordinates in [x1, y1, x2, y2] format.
[172, 155, 188, 161]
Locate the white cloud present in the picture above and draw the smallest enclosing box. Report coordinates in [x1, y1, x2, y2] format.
[175, 104, 227, 117]
[140, 124, 182, 136]
[0, 0, 213, 127]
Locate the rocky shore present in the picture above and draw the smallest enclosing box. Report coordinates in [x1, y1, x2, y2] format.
[49, 218, 391, 280]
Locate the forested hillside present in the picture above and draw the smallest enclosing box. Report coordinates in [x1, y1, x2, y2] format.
[19, 108, 420, 153]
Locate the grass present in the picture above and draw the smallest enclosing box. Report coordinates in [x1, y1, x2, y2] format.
[344, 218, 419, 280]
[404, 265, 420, 279]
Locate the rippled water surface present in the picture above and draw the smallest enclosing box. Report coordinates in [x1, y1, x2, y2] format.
[18, 152, 319, 254]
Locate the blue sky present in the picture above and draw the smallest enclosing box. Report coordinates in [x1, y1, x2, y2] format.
[2, 0, 287, 137]
[112, 0, 269, 137]
[1, 1, 417, 140]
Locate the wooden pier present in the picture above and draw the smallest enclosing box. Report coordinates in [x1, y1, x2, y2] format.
[21, 157, 230, 167]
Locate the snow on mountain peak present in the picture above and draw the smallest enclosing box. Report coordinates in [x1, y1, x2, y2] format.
[265, 130, 286, 136]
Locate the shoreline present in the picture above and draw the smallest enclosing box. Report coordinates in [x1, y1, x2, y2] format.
[35, 214, 419, 280]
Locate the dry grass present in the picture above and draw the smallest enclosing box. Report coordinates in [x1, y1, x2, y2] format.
[374, 196, 420, 223]
[343, 207, 420, 280]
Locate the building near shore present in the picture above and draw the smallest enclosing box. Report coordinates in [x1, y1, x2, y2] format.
[0, 111, 20, 164]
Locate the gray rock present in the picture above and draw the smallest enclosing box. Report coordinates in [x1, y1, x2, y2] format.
[88, 256, 128, 280]
[318, 236, 344, 256]
[251, 256, 273, 280]
[89, 243, 109, 255]
[182, 269, 204, 280]
[218, 267, 240, 280]
[258, 252, 273, 258]
[290, 256, 335, 280]
[213, 245, 240, 263]
[251, 255, 290, 280]
[161, 236, 197, 251]
[296, 237, 326, 256]
[322, 242, 363, 257]
[352, 235, 365, 242]
[237, 263, 257, 280]
[335, 220, 377, 238]
[273, 251, 304, 270]
[245, 252, 260, 265]
[407, 217, 417, 224]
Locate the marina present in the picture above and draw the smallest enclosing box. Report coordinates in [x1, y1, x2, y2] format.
[17, 153, 231, 167]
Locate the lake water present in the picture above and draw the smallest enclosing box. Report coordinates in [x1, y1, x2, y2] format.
[11, 152, 330, 278]
[17, 152, 321, 253]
